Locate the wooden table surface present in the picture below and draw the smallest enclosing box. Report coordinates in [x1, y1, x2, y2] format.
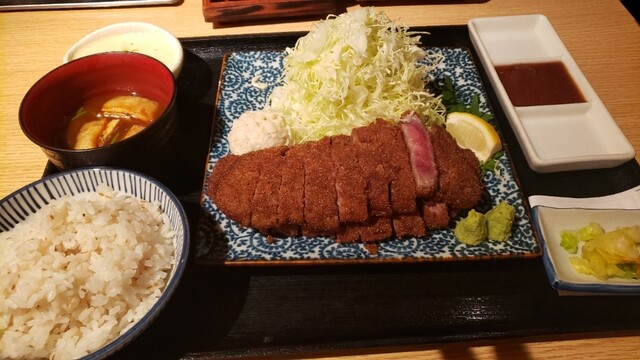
[1, 0, 639, 359]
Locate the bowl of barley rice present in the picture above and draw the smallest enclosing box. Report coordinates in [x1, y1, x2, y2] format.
[0, 167, 189, 360]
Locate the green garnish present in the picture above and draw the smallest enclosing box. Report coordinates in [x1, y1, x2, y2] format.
[438, 76, 493, 122]
[480, 150, 503, 177]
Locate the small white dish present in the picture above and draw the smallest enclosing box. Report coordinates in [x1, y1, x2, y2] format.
[64, 22, 184, 77]
[468, 14, 635, 173]
[529, 186, 640, 295]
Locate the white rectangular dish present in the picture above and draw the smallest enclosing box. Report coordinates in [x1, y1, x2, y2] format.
[468, 14, 636, 173]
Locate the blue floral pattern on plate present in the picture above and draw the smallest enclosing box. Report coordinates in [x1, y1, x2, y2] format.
[197, 48, 539, 264]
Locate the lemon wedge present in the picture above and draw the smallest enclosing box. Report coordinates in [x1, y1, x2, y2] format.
[445, 112, 502, 163]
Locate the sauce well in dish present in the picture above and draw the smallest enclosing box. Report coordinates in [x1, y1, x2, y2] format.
[495, 61, 586, 107]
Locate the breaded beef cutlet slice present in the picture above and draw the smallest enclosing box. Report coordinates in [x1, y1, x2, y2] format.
[275, 145, 306, 236]
[353, 118, 418, 215]
[302, 137, 340, 234]
[429, 125, 483, 211]
[400, 111, 438, 198]
[357, 216, 393, 242]
[250, 147, 286, 233]
[208, 152, 261, 228]
[421, 201, 450, 230]
[392, 212, 427, 238]
[331, 135, 369, 223]
[336, 216, 393, 243]
[352, 120, 393, 217]
[377, 120, 418, 214]
[335, 223, 360, 243]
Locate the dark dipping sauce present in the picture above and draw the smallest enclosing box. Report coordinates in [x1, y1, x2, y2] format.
[495, 61, 586, 107]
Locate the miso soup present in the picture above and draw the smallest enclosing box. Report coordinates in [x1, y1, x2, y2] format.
[60, 91, 161, 150]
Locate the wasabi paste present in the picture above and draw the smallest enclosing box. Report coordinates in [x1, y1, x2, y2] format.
[486, 201, 515, 241]
[454, 209, 487, 246]
[454, 201, 516, 245]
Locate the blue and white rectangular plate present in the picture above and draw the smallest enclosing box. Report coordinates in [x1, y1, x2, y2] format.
[197, 48, 540, 265]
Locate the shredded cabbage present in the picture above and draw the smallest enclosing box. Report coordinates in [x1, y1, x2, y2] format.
[267, 8, 445, 144]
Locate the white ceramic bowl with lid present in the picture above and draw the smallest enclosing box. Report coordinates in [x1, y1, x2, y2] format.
[63, 21, 184, 77]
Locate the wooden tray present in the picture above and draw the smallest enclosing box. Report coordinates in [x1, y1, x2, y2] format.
[44, 26, 640, 359]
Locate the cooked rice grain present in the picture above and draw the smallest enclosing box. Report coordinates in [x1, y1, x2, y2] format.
[0, 184, 175, 359]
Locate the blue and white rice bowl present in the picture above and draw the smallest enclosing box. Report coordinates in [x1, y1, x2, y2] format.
[0, 167, 189, 359]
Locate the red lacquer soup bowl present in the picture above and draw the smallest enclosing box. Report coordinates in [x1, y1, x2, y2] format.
[19, 52, 177, 172]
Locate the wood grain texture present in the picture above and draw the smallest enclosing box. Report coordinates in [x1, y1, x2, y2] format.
[0, 0, 639, 358]
[202, 0, 337, 24]
[299, 331, 640, 359]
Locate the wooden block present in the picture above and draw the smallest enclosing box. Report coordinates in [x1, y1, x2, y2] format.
[202, 0, 337, 24]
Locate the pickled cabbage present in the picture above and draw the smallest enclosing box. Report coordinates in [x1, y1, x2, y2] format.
[560, 222, 604, 254]
[560, 223, 640, 280]
[267, 8, 445, 144]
